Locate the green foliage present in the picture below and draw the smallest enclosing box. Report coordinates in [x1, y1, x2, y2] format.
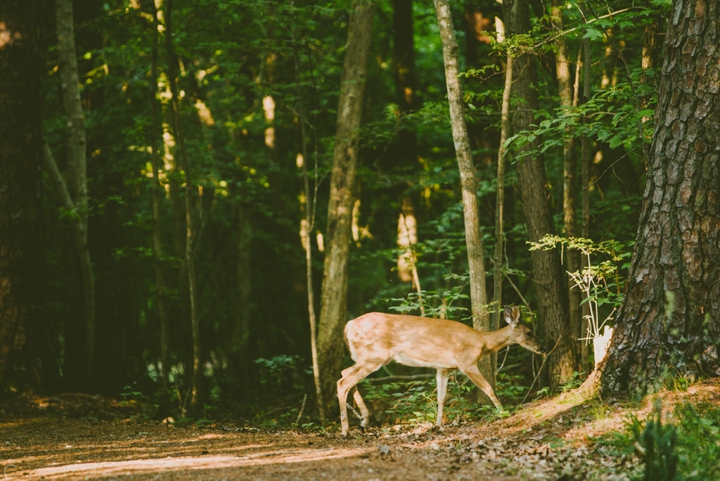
[387, 275, 469, 320]
[603, 400, 720, 481]
[636, 401, 679, 481]
[254, 355, 308, 393]
[530, 235, 631, 344]
[506, 69, 656, 159]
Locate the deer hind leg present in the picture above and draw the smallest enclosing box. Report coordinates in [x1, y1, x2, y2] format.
[351, 386, 370, 428]
[337, 363, 379, 436]
[458, 363, 503, 410]
[436, 369, 451, 427]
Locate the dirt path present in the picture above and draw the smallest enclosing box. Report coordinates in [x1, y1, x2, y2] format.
[3, 381, 718, 480]
[2, 418, 520, 480]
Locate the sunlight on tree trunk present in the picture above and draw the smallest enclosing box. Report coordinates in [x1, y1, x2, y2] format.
[434, 0, 492, 389]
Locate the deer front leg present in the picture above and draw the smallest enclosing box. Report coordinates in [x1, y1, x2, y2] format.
[458, 363, 503, 411]
[436, 368, 451, 427]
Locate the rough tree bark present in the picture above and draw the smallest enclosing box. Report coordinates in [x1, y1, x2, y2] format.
[601, 0, 720, 393]
[165, 0, 202, 413]
[434, 0, 492, 388]
[503, 0, 575, 389]
[0, 0, 43, 387]
[317, 0, 375, 414]
[46, 0, 96, 386]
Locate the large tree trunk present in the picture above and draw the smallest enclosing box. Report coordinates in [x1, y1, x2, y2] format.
[434, 0, 492, 388]
[165, 0, 202, 413]
[0, 0, 43, 388]
[316, 0, 375, 415]
[503, 0, 575, 389]
[51, 0, 96, 386]
[601, 0, 720, 393]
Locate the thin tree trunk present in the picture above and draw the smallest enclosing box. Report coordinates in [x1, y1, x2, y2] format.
[551, 0, 582, 371]
[580, 37, 591, 373]
[292, 23, 325, 423]
[601, 0, 720, 392]
[434, 0, 492, 387]
[54, 0, 95, 386]
[149, 0, 170, 390]
[234, 204, 251, 375]
[165, 0, 201, 413]
[393, 0, 420, 289]
[504, 0, 574, 389]
[493, 18, 512, 338]
[0, 0, 43, 386]
[316, 0, 375, 415]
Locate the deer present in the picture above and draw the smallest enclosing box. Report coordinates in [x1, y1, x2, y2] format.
[337, 306, 544, 436]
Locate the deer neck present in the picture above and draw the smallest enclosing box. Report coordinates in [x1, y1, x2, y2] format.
[478, 325, 516, 353]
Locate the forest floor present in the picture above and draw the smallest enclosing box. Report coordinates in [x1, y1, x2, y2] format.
[1, 379, 719, 480]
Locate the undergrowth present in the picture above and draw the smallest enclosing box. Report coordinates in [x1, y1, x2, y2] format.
[599, 399, 720, 481]
[358, 372, 527, 427]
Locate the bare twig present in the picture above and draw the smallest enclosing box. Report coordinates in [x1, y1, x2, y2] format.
[364, 373, 435, 383]
[521, 330, 566, 405]
[295, 394, 308, 428]
[239, 417, 271, 432]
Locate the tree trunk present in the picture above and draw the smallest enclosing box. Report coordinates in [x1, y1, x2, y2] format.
[316, 0, 375, 415]
[293, 26, 325, 421]
[149, 0, 170, 390]
[393, 0, 421, 288]
[53, 0, 95, 386]
[165, 0, 202, 413]
[234, 203, 252, 377]
[580, 37, 591, 373]
[493, 18, 512, 336]
[434, 0, 492, 388]
[601, 0, 720, 393]
[551, 0, 582, 372]
[0, 0, 43, 387]
[503, 0, 575, 389]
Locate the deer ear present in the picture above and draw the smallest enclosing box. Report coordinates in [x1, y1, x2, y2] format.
[503, 306, 517, 327]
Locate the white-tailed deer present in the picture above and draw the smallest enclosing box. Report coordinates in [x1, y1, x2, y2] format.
[337, 306, 544, 436]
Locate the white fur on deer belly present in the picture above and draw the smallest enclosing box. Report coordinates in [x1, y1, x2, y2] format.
[392, 352, 455, 369]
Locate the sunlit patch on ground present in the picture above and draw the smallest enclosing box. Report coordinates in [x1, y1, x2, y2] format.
[15, 448, 371, 480]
